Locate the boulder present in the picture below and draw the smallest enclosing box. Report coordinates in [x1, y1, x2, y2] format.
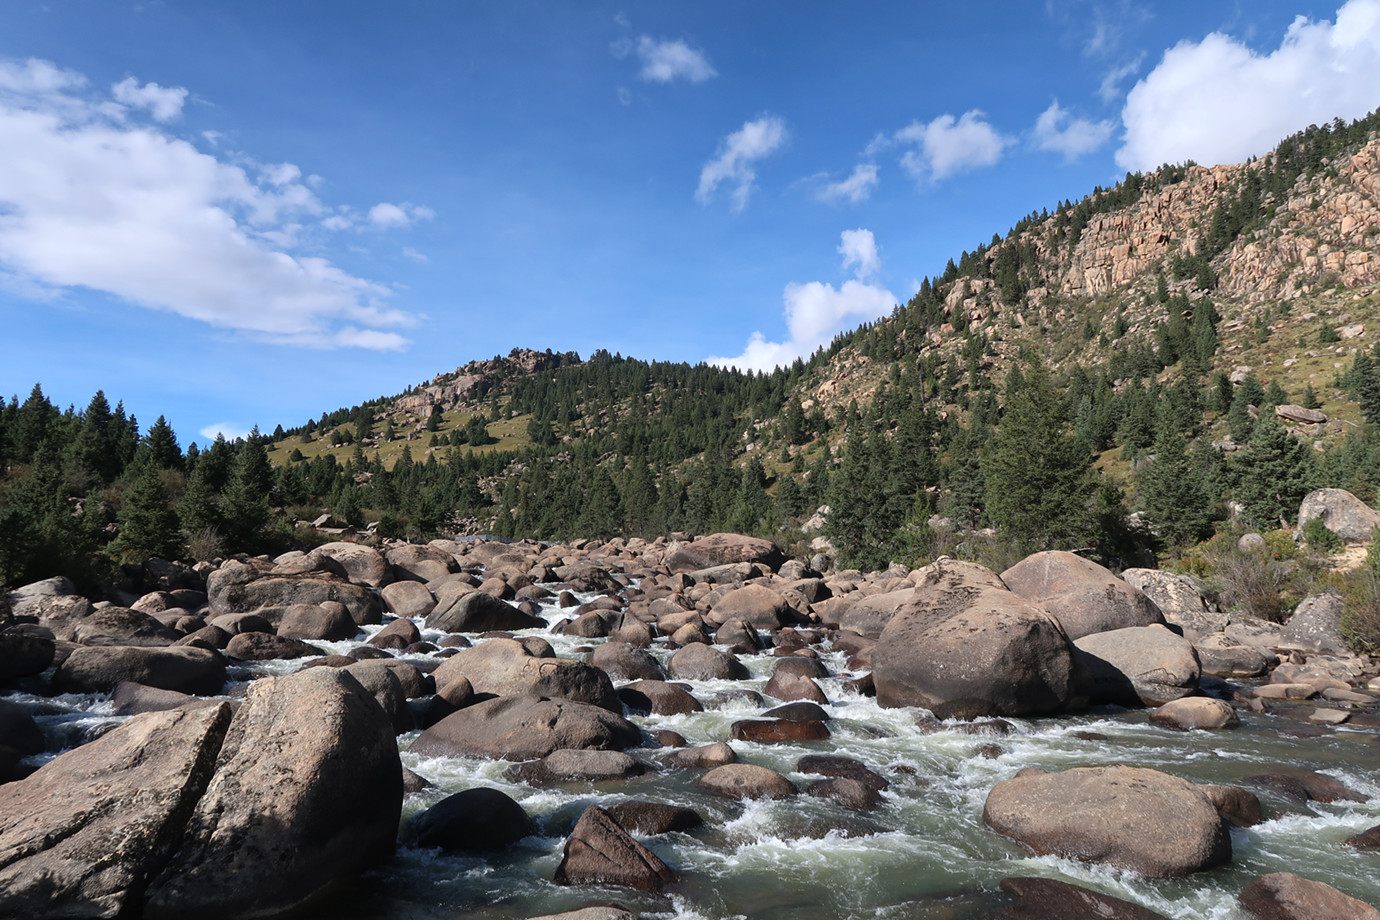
[797, 754, 889, 791]
[369, 616, 423, 649]
[0, 704, 233, 918]
[983, 765, 1231, 877]
[530, 909, 637, 920]
[0, 628, 56, 681]
[431, 638, 619, 711]
[661, 742, 738, 769]
[553, 805, 678, 892]
[71, 607, 181, 647]
[379, 580, 436, 619]
[709, 584, 794, 630]
[695, 763, 797, 800]
[1346, 824, 1380, 849]
[1194, 635, 1271, 678]
[1275, 405, 1328, 425]
[23, 594, 94, 642]
[713, 617, 762, 654]
[386, 543, 458, 583]
[208, 574, 382, 627]
[410, 696, 641, 760]
[618, 680, 703, 716]
[666, 533, 786, 574]
[1074, 625, 1200, 706]
[1239, 872, 1380, 920]
[667, 643, 750, 681]
[425, 590, 545, 633]
[508, 749, 643, 784]
[0, 698, 45, 758]
[1001, 551, 1165, 640]
[607, 801, 703, 836]
[111, 681, 219, 716]
[806, 777, 881, 810]
[1280, 594, 1348, 655]
[225, 631, 324, 661]
[1120, 569, 1227, 640]
[406, 787, 534, 850]
[1150, 697, 1239, 730]
[829, 587, 916, 639]
[54, 646, 226, 696]
[591, 641, 667, 681]
[277, 603, 359, 642]
[873, 559, 1088, 719]
[142, 668, 401, 918]
[730, 719, 830, 743]
[341, 661, 414, 734]
[990, 876, 1172, 920]
[1297, 488, 1380, 543]
[763, 669, 828, 704]
[310, 542, 391, 588]
[1201, 784, 1263, 828]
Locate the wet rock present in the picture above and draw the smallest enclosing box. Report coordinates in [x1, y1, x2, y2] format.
[763, 669, 828, 704]
[1239, 871, 1380, 920]
[143, 668, 402, 918]
[607, 801, 703, 835]
[991, 876, 1172, 920]
[379, 580, 436, 619]
[0, 704, 233, 917]
[807, 777, 881, 810]
[1243, 770, 1366, 805]
[653, 730, 687, 748]
[591, 641, 667, 681]
[369, 617, 423, 650]
[730, 719, 830, 743]
[508, 749, 644, 784]
[873, 559, 1088, 719]
[1201, 784, 1263, 828]
[401, 767, 430, 794]
[432, 638, 619, 711]
[225, 631, 324, 661]
[411, 696, 641, 761]
[1074, 625, 1200, 706]
[983, 765, 1231, 877]
[668, 643, 750, 681]
[1297, 488, 1380, 543]
[55, 645, 226, 696]
[554, 805, 678, 892]
[1346, 824, 1380, 849]
[713, 617, 762, 654]
[763, 701, 829, 722]
[797, 754, 889, 791]
[425, 590, 545, 633]
[1150, 697, 1239, 731]
[618, 680, 703, 716]
[661, 742, 738, 769]
[277, 602, 359, 642]
[695, 763, 797, 800]
[0, 699, 45, 760]
[0, 628, 56, 681]
[406, 787, 535, 850]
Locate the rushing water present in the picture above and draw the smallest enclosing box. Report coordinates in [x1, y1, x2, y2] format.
[10, 583, 1380, 920]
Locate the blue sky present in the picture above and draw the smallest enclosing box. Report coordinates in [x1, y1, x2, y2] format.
[3, 1, 1379, 446]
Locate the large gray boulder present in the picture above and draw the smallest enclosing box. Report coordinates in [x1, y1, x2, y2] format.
[0, 704, 233, 918]
[386, 543, 458, 583]
[872, 559, 1088, 719]
[143, 668, 402, 918]
[71, 607, 181, 647]
[425, 590, 544, 633]
[667, 642, 750, 681]
[310, 542, 391, 588]
[666, 533, 786, 574]
[1297, 488, 1380, 543]
[379, 580, 436, 619]
[410, 696, 641, 761]
[1239, 871, 1380, 920]
[1001, 551, 1165, 640]
[431, 638, 619, 711]
[208, 573, 382, 627]
[54, 646, 226, 696]
[1074, 625, 1201, 706]
[22, 594, 94, 642]
[406, 787, 534, 851]
[0, 628, 56, 681]
[1120, 569, 1227, 640]
[983, 766, 1231, 878]
[707, 583, 795, 629]
[1280, 594, 1348, 655]
[829, 587, 916, 639]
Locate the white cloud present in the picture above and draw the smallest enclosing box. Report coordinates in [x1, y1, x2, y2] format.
[401, 247, 428, 263]
[696, 115, 787, 211]
[1098, 54, 1145, 102]
[816, 163, 879, 204]
[111, 77, 187, 121]
[838, 228, 880, 281]
[1117, 0, 1380, 172]
[893, 110, 1009, 183]
[1034, 101, 1114, 159]
[708, 229, 896, 372]
[198, 422, 252, 442]
[0, 57, 414, 350]
[368, 201, 433, 229]
[635, 36, 716, 83]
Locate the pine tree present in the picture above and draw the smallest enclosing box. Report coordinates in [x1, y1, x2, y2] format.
[1138, 429, 1212, 548]
[1234, 412, 1315, 529]
[221, 438, 274, 551]
[143, 415, 184, 470]
[109, 458, 185, 563]
[982, 364, 1096, 549]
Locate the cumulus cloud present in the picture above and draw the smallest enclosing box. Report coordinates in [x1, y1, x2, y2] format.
[815, 163, 879, 204]
[111, 77, 187, 121]
[0, 57, 414, 350]
[368, 201, 434, 229]
[1098, 54, 1145, 102]
[1034, 101, 1114, 159]
[889, 110, 1009, 183]
[633, 36, 716, 83]
[1117, 0, 1380, 172]
[696, 115, 787, 211]
[708, 229, 896, 372]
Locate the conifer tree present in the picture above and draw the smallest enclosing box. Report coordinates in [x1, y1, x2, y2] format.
[109, 457, 185, 563]
[1138, 429, 1211, 548]
[221, 437, 273, 551]
[143, 415, 184, 470]
[1234, 412, 1315, 529]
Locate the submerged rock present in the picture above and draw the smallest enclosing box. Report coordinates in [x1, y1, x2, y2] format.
[406, 787, 534, 850]
[411, 696, 641, 761]
[1238, 871, 1380, 920]
[553, 805, 678, 892]
[991, 876, 1172, 919]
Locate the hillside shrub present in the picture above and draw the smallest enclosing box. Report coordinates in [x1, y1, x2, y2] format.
[1302, 517, 1342, 553]
[1339, 529, 1380, 652]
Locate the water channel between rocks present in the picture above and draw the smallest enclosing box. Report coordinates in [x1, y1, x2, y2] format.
[16, 584, 1380, 920]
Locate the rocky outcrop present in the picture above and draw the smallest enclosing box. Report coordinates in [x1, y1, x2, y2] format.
[983, 765, 1231, 877]
[666, 533, 786, 574]
[1280, 594, 1348, 655]
[873, 559, 1088, 719]
[1297, 488, 1380, 543]
[1000, 551, 1165, 640]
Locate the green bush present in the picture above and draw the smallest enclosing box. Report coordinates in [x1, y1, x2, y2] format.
[1340, 530, 1380, 652]
[1302, 517, 1342, 553]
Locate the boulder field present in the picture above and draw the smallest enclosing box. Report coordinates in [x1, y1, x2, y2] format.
[1, 529, 1378, 918]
